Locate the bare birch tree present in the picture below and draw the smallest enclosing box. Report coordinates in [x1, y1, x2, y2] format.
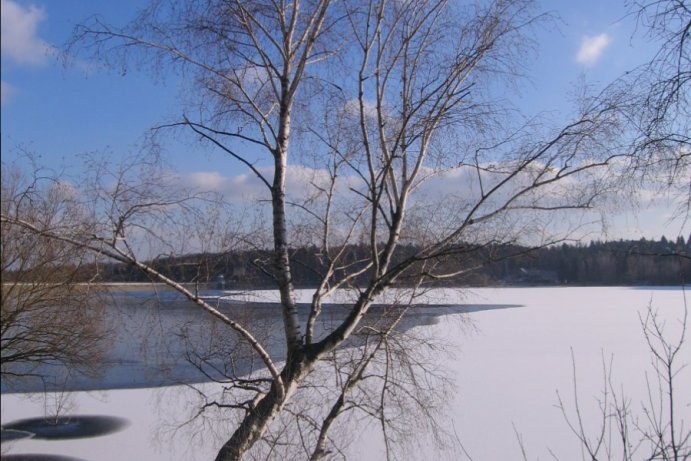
[0, 0, 648, 459]
[606, 0, 691, 217]
[628, 0, 690, 158]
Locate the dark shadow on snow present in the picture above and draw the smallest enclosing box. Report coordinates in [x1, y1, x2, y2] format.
[0, 429, 35, 443]
[1, 415, 129, 441]
[1, 455, 88, 461]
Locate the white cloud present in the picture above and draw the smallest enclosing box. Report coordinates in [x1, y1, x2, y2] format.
[174, 160, 677, 244]
[576, 33, 612, 66]
[186, 171, 228, 191]
[344, 98, 379, 120]
[1, 0, 53, 67]
[1, 80, 15, 105]
[182, 170, 267, 202]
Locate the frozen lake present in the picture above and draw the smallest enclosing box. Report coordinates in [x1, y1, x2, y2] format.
[2, 286, 689, 460]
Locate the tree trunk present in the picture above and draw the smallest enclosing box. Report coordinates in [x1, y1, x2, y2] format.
[272, 101, 302, 351]
[213, 385, 287, 461]
[214, 356, 311, 461]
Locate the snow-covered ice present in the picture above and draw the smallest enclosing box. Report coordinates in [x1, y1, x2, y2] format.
[2, 287, 689, 460]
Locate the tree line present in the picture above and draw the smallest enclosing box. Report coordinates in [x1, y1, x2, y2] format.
[80, 235, 690, 287]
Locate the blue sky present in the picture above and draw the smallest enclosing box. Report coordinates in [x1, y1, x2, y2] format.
[0, 0, 683, 239]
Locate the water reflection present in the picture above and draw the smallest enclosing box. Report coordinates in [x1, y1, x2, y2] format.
[1, 288, 519, 393]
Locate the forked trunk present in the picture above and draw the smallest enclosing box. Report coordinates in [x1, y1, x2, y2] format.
[213, 386, 286, 461]
[214, 351, 317, 461]
[214, 362, 305, 461]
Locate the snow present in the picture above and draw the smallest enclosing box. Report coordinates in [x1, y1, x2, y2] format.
[2, 287, 689, 460]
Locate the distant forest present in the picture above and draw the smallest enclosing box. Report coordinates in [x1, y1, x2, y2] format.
[94, 236, 691, 287]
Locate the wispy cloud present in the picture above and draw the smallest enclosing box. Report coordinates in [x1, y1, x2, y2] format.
[1, 80, 15, 106]
[576, 33, 612, 66]
[174, 161, 676, 243]
[182, 170, 267, 202]
[1, 0, 54, 67]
